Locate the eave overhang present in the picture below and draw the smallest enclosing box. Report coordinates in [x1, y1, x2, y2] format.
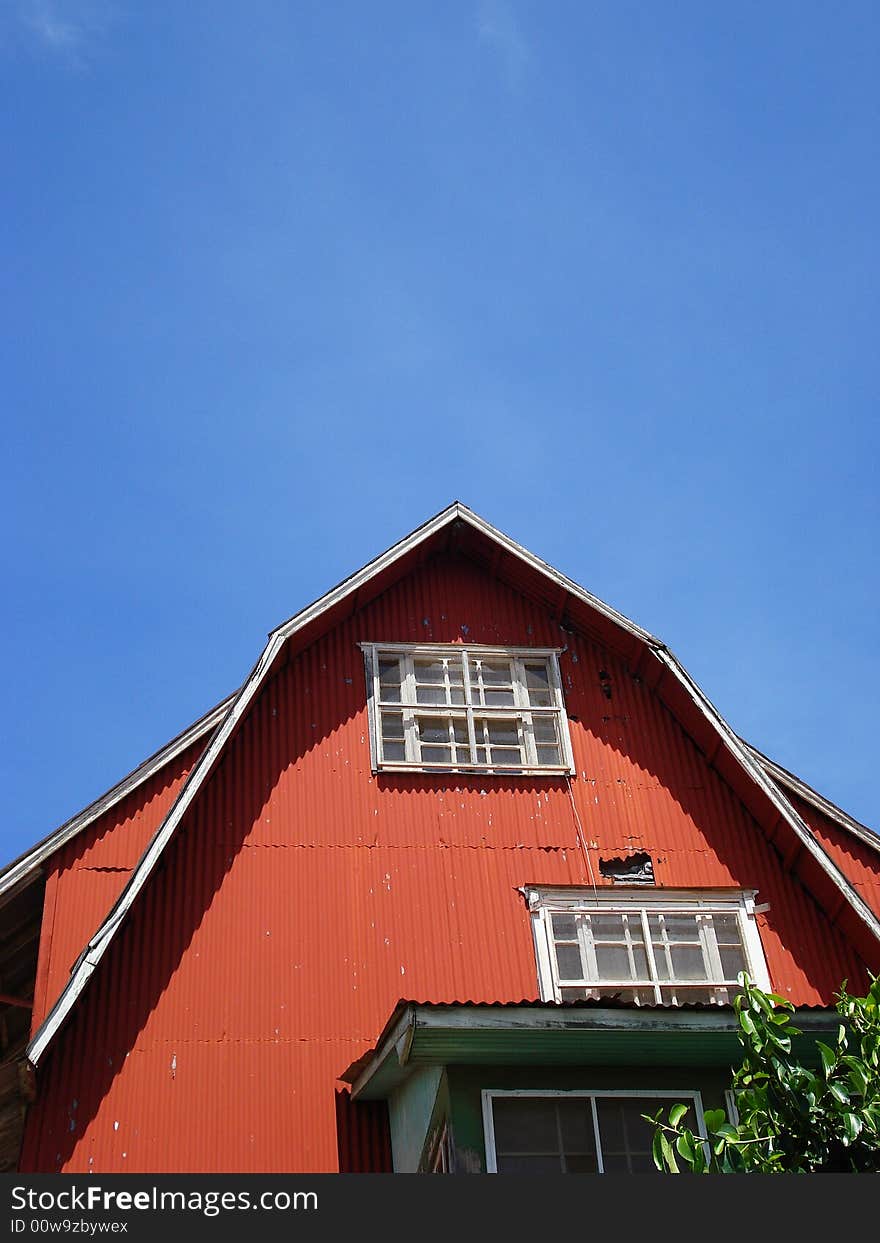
[341, 1001, 840, 1102]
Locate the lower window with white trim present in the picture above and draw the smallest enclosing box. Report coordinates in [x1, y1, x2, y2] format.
[482, 1090, 705, 1174]
[527, 887, 771, 1005]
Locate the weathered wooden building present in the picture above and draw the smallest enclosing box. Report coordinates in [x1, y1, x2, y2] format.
[2, 504, 878, 1172]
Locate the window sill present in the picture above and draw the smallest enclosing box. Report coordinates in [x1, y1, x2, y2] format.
[373, 763, 575, 778]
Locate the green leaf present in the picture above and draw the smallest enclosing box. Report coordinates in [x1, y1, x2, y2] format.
[652, 1130, 665, 1172]
[740, 1012, 757, 1037]
[828, 1081, 851, 1106]
[668, 1103, 689, 1128]
[702, 1109, 726, 1133]
[847, 1065, 868, 1096]
[816, 1042, 837, 1078]
[660, 1134, 679, 1174]
[675, 1131, 697, 1167]
[842, 1113, 862, 1144]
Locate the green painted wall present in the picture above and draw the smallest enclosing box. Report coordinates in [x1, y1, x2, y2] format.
[387, 1065, 444, 1173]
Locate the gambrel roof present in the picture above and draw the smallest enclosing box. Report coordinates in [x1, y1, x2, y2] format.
[5, 502, 877, 1069]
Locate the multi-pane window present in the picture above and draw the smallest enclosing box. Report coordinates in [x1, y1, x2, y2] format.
[362, 644, 574, 773]
[483, 1091, 704, 1174]
[528, 889, 770, 1006]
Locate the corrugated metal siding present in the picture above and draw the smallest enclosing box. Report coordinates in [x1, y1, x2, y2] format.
[21, 553, 875, 1172]
[335, 1092, 392, 1173]
[31, 739, 206, 1032]
[787, 793, 880, 921]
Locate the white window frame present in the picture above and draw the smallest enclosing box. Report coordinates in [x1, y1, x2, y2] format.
[526, 887, 771, 1005]
[482, 1088, 707, 1174]
[361, 643, 576, 776]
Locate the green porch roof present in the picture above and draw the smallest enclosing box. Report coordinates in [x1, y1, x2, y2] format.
[342, 1001, 839, 1101]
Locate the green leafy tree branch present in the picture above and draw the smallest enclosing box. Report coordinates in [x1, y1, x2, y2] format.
[646, 973, 880, 1172]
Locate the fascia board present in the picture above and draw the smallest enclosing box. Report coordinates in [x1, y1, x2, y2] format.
[744, 744, 879, 855]
[654, 648, 880, 947]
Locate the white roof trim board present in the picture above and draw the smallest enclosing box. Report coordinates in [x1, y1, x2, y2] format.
[742, 743, 880, 855]
[0, 695, 234, 907]
[25, 502, 880, 1067]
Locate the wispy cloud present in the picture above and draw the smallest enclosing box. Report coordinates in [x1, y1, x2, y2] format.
[14, 1, 118, 66]
[476, 0, 531, 88]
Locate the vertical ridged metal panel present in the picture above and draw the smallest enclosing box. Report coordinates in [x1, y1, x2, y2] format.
[31, 739, 206, 1032]
[787, 793, 880, 921]
[21, 554, 875, 1173]
[335, 1092, 392, 1173]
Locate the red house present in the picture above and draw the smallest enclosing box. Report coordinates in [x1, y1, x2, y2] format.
[2, 503, 878, 1173]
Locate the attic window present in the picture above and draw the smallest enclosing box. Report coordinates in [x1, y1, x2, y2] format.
[526, 887, 771, 1006]
[362, 644, 575, 775]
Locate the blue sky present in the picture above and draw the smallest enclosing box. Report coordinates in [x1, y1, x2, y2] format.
[2, 2, 878, 866]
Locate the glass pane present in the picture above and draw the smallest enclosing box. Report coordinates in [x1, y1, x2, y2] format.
[627, 1153, 659, 1173]
[488, 748, 522, 765]
[381, 712, 404, 739]
[560, 986, 600, 1001]
[492, 1099, 557, 1151]
[668, 944, 708, 981]
[588, 914, 627, 941]
[533, 718, 558, 743]
[452, 719, 469, 743]
[629, 944, 650, 978]
[480, 660, 513, 686]
[475, 746, 487, 764]
[418, 718, 450, 744]
[566, 1153, 599, 1173]
[558, 1099, 596, 1154]
[496, 1155, 562, 1173]
[382, 741, 405, 761]
[450, 687, 465, 705]
[485, 688, 516, 707]
[415, 685, 447, 705]
[551, 913, 578, 939]
[419, 746, 451, 763]
[414, 659, 447, 683]
[536, 745, 561, 765]
[524, 663, 553, 706]
[625, 987, 657, 1005]
[378, 659, 402, 702]
[595, 944, 632, 979]
[597, 1098, 663, 1173]
[651, 913, 701, 942]
[720, 946, 747, 979]
[555, 944, 584, 979]
[484, 721, 520, 746]
[653, 946, 671, 980]
[659, 985, 715, 1004]
[713, 914, 742, 945]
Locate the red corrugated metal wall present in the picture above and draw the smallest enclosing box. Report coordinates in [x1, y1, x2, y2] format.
[20, 553, 874, 1172]
[786, 793, 880, 922]
[31, 738, 207, 1034]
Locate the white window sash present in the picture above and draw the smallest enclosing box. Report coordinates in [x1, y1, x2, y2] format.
[364, 643, 574, 774]
[482, 1088, 707, 1174]
[530, 888, 771, 1002]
